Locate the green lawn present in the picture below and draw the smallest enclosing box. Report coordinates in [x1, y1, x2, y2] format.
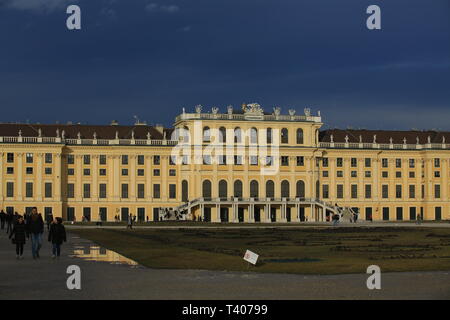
[72, 227, 450, 274]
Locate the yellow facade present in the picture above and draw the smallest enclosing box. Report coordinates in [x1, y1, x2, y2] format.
[0, 104, 448, 222]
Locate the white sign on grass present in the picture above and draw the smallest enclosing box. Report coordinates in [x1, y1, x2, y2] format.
[243, 250, 259, 265]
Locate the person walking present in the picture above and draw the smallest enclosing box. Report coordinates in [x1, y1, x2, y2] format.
[48, 217, 66, 259]
[127, 214, 133, 229]
[27, 207, 44, 259]
[9, 215, 27, 259]
[46, 213, 53, 231]
[6, 211, 14, 234]
[0, 210, 5, 230]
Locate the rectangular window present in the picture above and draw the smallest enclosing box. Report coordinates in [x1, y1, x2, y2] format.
[395, 158, 402, 168]
[67, 154, 74, 164]
[26, 182, 33, 198]
[434, 158, 440, 168]
[26, 153, 33, 163]
[121, 184, 129, 198]
[409, 185, 415, 199]
[396, 171, 402, 178]
[169, 169, 176, 176]
[351, 184, 358, 199]
[250, 156, 259, 165]
[26, 167, 33, 175]
[336, 158, 343, 167]
[45, 182, 52, 198]
[153, 155, 160, 165]
[83, 184, 91, 198]
[83, 155, 90, 165]
[67, 183, 75, 198]
[396, 185, 402, 199]
[435, 207, 442, 221]
[45, 167, 52, 175]
[234, 155, 243, 165]
[137, 155, 145, 165]
[409, 159, 415, 168]
[44, 153, 52, 164]
[169, 156, 176, 165]
[337, 171, 343, 177]
[322, 158, 328, 167]
[153, 184, 161, 198]
[99, 155, 107, 165]
[99, 184, 107, 199]
[322, 171, 329, 178]
[6, 167, 13, 174]
[137, 169, 145, 176]
[382, 158, 388, 168]
[365, 171, 371, 178]
[297, 156, 304, 166]
[382, 171, 388, 178]
[122, 169, 128, 176]
[434, 171, 440, 178]
[153, 169, 160, 176]
[169, 184, 176, 199]
[365, 184, 372, 199]
[6, 182, 14, 198]
[351, 158, 357, 167]
[435, 184, 441, 199]
[336, 184, 344, 199]
[137, 184, 145, 199]
[7, 153, 14, 163]
[84, 168, 90, 176]
[122, 155, 128, 165]
[351, 171, 357, 178]
[99, 169, 106, 176]
[409, 171, 415, 178]
[365, 158, 371, 167]
[382, 185, 389, 199]
[322, 185, 329, 198]
[67, 207, 75, 222]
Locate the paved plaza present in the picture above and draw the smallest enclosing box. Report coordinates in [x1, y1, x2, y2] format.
[0, 226, 449, 300]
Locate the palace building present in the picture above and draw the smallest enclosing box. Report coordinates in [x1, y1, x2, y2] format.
[0, 103, 449, 223]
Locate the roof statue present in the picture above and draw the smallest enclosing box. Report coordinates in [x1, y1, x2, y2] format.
[345, 135, 349, 143]
[304, 108, 311, 117]
[211, 107, 219, 114]
[288, 109, 296, 116]
[273, 107, 281, 116]
[403, 137, 407, 144]
[56, 129, 60, 138]
[227, 105, 233, 115]
[373, 134, 377, 144]
[330, 134, 334, 143]
[389, 137, 393, 144]
[195, 104, 202, 114]
[243, 103, 264, 116]
[416, 136, 419, 144]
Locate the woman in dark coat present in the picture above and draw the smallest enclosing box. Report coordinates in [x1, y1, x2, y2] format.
[9, 216, 27, 259]
[48, 217, 66, 258]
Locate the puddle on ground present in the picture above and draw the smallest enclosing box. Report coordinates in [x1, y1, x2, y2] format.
[70, 245, 140, 267]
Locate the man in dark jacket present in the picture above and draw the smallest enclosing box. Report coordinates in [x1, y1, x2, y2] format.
[48, 217, 66, 258]
[27, 207, 44, 259]
[6, 211, 14, 234]
[0, 210, 5, 230]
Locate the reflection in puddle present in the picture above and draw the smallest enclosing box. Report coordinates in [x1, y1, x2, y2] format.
[71, 245, 140, 267]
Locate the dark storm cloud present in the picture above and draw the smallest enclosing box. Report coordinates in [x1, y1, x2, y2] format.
[0, 0, 449, 129]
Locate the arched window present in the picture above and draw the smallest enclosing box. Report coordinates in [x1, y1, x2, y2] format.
[266, 128, 273, 144]
[281, 128, 289, 144]
[297, 128, 304, 144]
[182, 180, 189, 202]
[234, 180, 243, 198]
[250, 127, 258, 144]
[281, 180, 290, 198]
[219, 127, 226, 143]
[202, 180, 212, 198]
[266, 180, 274, 198]
[219, 180, 228, 198]
[296, 180, 305, 198]
[203, 127, 210, 142]
[234, 127, 242, 143]
[250, 180, 259, 198]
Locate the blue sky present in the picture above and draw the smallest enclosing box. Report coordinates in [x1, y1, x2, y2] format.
[0, 0, 449, 130]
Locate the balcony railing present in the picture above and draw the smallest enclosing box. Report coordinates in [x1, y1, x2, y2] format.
[319, 141, 449, 150]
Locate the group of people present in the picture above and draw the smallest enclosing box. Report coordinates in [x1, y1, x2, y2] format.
[0, 208, 67, 260]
